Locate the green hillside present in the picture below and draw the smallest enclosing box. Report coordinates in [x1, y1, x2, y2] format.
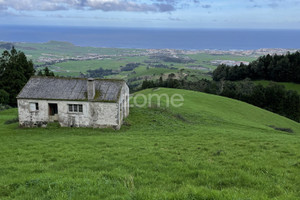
[0, 88, 299, 199]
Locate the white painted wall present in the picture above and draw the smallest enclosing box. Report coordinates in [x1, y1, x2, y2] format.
[18, 100, 119, 128]
[118, 83, 130, 124]
[17, 84, 130, 129]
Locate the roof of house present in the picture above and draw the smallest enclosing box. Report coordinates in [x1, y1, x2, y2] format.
[17, 76, 126, 102]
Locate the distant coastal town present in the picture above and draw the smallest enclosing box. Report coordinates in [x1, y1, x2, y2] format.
[35, 47, 298, 66]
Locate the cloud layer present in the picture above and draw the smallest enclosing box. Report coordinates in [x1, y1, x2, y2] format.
[0, 0, 201, 12]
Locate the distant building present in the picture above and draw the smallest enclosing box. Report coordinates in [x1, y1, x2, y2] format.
[17, 76, 129, 129]
[211, 60, 250, 66]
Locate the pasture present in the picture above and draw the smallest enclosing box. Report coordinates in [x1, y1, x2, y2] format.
[0, 88, 299, 199]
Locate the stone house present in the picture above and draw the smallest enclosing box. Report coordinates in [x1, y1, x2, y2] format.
[17, 76, 129, 129]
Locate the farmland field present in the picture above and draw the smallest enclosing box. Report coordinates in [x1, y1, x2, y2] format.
[0, 41, 260, 85]
[1, 88, 299, 199]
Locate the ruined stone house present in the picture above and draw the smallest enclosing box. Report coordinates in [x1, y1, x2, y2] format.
[17, 76, 129, 129]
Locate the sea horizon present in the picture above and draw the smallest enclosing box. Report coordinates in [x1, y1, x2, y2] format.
[1, 25, 300, 50]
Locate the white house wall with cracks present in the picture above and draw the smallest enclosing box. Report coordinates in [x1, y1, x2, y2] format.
[17, 76, 129, 130]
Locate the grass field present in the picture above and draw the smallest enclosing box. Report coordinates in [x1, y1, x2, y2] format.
[188, 53, 256, 70]
[0, 88, 299, 199]
[1, 41, 253, 81]
[0, 41, 146, 61]
[254, 80, 300, 94]
[50, 53, 252, 78]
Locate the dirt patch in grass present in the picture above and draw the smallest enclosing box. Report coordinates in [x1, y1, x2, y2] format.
[269, 125, 294, 134]
[4, 118, 18, 125]
[149, 103, 189, 122]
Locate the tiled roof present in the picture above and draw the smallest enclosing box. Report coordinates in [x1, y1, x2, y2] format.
[17, 76, 125, 102]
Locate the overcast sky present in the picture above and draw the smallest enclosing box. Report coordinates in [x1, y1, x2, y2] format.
[0, 0, 299, 29]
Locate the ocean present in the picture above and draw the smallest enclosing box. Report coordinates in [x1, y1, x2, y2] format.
[1, 25, 300, 50]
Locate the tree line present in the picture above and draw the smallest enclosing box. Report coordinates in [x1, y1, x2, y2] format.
[150, 55, 196, 64]
[0, 48, 56, 106]
[86, 67, 117, 78]
[0, 47, 35, 105]
[141, 77, 300, 122]
[37, 67, 55, 76]
[213, 52, 300, 82]
[120, 63, 141, 71]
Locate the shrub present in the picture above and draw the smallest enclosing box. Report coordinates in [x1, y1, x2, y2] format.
[0, 89, 9, 105]
[0, 104, 12, 111]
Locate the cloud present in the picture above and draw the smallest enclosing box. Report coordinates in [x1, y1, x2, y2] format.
[0, 0, 200, 12]
[268, 3, 279, 8]
[168, 17, 184, 21]
[201, 4, 211, 8]
[0, 0, 68, 11]
[248, 0, 299, 9]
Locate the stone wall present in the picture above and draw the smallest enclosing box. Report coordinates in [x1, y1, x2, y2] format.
[18, 99, 119, 128]
[17, 83, 130, 129]
[18, 99, 51, 127]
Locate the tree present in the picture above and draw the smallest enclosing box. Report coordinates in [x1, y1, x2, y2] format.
[44, 67, 55, 76]
[36, 67, 55, 77]
[158, 76, 163, 87]
[37, 70, 43, 76]
[250, 84, 266, 108]
[284, 90, 300, 121]
[212, 64, 229, 81]
[142, 79, 151, 89]
[0, 89, 9, 105]
[212, 51, 300, 83]
[0, 47, 35, 105]
[264, 84, 286, 114]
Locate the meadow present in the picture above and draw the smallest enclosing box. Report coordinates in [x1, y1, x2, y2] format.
[49, 53, 254, 78]
[0, 41, 145, 61]
[1, 41, 257, 83]
[0, 88, 299, 199]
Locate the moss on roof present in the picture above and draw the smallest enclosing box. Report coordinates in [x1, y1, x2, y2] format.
[17, 76, 126, 103]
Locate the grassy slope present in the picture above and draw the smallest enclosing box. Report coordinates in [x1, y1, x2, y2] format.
[254, 80, 300, 94]
[0, 88, 299, 199]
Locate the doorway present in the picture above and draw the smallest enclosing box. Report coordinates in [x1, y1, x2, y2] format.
[49, 103, 58, 121]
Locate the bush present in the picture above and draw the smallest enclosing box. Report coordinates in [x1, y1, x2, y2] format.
[0, 89, 9, 105]
[0, 104, 12, 111]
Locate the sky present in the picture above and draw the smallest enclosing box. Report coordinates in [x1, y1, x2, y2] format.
[0, 0, 299, 29]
